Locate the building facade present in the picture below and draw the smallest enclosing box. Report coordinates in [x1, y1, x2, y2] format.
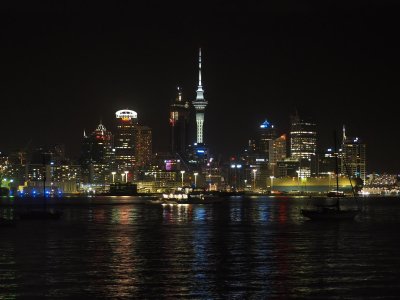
[134, 125, 152, 170]
[169, 87, 190, 159]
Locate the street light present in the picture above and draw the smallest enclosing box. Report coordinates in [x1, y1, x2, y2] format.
[180, 170, 185, 187]
[252, 169, 257, 190]
[111, 172, 116, 183]
[327, 172, 332, 190]
[124, 171, 129, 183]
[121, 173, 125, 183]
[194, 172, 198, 188]
[270, 176, 275, 193]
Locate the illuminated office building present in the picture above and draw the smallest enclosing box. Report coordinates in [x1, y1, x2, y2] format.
[290, 113, 317, 159]
[114, 109, 138, 175]
[290, 113, 317, 177]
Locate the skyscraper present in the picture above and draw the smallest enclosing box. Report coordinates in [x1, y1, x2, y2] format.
[192, 48, 208, 144]
[169, 87, 190, 158]
[134, 125, 152, 169]
[290, 113, 317, 177]
[258, 119, 276, 158]
[341, 126, 366, 182]
[269, 134, 287, 176]
[290, 113, 317, 159]
[114, 110, 138, 176]
[80, 122, 113, 185]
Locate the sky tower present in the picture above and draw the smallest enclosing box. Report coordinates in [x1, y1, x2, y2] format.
[192, 48, 208, 144]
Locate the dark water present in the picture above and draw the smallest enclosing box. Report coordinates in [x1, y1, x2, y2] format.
[1, 196, 400, 299]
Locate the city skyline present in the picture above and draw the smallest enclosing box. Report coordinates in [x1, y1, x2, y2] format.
[1, 1, 399, 172]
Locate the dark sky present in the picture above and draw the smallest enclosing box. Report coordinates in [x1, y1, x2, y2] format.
[1, 1, 399, 172]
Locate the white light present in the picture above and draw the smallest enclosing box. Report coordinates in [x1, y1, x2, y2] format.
[116, 109, 137, 119]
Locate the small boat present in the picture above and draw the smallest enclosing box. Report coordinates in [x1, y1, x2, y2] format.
[301, 201, 359, 221]
[301, 132, 360, 221]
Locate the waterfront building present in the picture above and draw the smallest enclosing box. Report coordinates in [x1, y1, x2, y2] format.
[23, 146, 81, 195]
[277, 158, 300, 178]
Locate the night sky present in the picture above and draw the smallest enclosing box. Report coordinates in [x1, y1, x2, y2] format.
[1, 1, 399, 172]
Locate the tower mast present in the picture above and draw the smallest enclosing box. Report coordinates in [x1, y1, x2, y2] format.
[192, 48, 208, 144]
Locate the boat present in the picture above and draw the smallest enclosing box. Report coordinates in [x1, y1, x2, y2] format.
[301, 132, 360, 221]
[187, 192, 223, 204]
[159, 190, 188, 204]
[157, 189, 223, 205]
[301, 201, 359, 221]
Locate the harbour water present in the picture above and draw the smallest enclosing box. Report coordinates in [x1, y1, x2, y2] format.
[1, 196, 400, 298]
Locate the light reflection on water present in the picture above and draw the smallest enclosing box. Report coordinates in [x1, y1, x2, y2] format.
[0, 196, 400, 298]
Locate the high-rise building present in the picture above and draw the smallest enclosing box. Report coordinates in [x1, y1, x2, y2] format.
[169, 87, 190, 158]
[134, 125, 152, 169]
[80, 122, 114, 185]
[290, 113, 317, 159]
[81, 123, 113, 165]
[114, 110, 138, 175]
[290, 113, 317, 177]
[317, 148, 336, 176]
[192, 48, 208, 145]
[269, 134, 287, 176]
[258, 119, 276, 158]
[341, 126, 366, 182]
